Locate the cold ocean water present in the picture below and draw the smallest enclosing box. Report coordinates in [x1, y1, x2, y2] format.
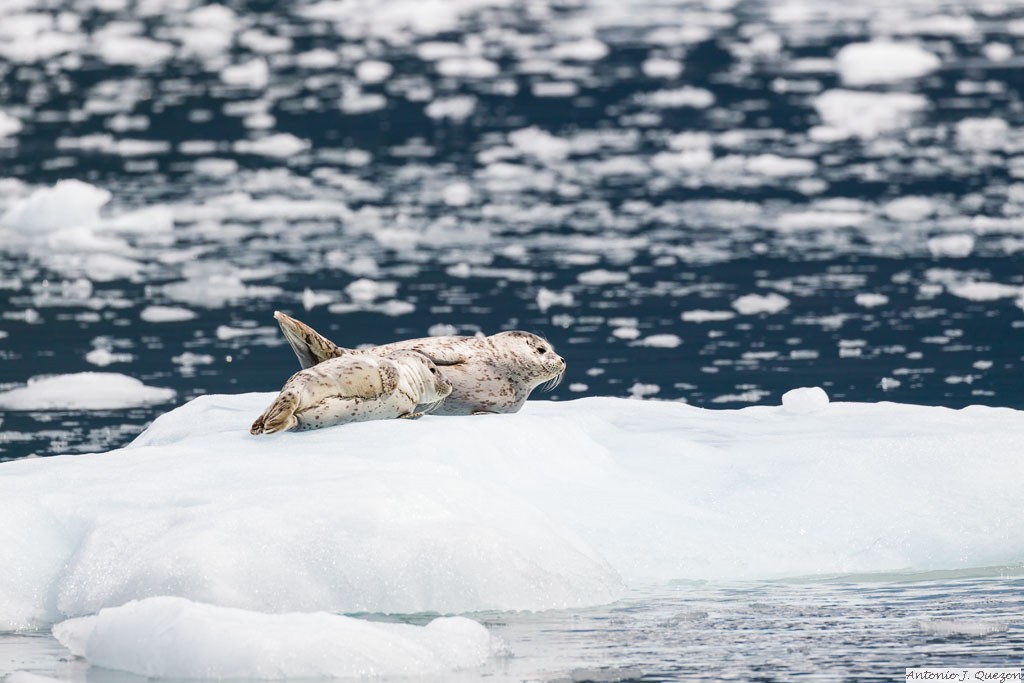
[1, 0, 1023, 679]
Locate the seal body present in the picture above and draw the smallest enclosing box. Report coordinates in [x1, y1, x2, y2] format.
[274, 312, 565, 416]
[250, 350, 453, 434]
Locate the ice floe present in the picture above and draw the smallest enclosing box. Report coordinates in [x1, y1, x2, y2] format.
[0, 373, 174, 411]
[834, 40, 940, 86]
[53, 597, 490, 679]
[3, 393, 1023, 633]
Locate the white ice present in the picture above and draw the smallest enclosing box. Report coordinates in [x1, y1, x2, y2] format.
[834, 40, 940, 86]
[3, 394, 1024, 634]
[53, 597, 490, 679]
[0, 373, 174, 411]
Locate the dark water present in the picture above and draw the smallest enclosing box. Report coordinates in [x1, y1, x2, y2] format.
[2, 0, 1023, 459]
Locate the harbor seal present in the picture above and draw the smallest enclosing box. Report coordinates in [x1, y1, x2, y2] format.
[273, 311, 565, 416]
[250, 350, 452, 434]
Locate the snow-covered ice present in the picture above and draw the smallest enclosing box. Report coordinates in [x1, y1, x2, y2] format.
[2, 394, 1023, 634]
[53, 597, 490, 679]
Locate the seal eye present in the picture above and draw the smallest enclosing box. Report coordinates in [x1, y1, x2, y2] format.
[430, 367, 436, 374]
[536, 345, 546, 354]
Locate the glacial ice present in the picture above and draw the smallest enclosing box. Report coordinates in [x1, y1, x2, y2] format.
[53, 597, 491, 679]
[0, 373, 175, 410]
[2, 393, 1023, 635]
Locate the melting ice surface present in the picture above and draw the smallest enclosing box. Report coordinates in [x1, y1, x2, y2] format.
[2, 390, 1023, 678]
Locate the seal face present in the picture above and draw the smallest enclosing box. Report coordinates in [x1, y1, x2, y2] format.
[273, 312, 565, 416]
[250, 350, 453, 434]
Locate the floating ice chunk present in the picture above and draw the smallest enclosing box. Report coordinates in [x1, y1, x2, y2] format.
[85, 348, 133, 367]
[221, 59, 270, 88]
[639, 87, 714, 109]
[234, 134, 310, 158]
[813, 90, 928, 138]
[428, 323, 458, 337]
[53, 597, 491, 679]
[834, 40, 940, 86]
[424, 96, 477, 121]
[855, 293, 888, 308]
[0, 111, 23, 138]
[340, 89, 387, 114]
[628, 382, 660, 399]
[745, 154, 816, 177]
[296, 48, 339, 69]
[163, 276, 284, 308]
[436, 57, 498, 78]
[301, 288, 333, 311]
[550, 39, 608, 62]
[96, 36, 174, 67]
[982, 43, 1013, 63]
[215, 325, 277, 341]
[732, 293, 790, 315]
[578, 269, 630, 285]
[140, 306, 197, 323]
[955, 117, 1008, 151]
[441, 182, 473, 206]
[880, 377, 901, 391]
[509, 126, 571, 162]
[612, 326, 641, 340]
[0, 30, 84, 62]
[947, 281, 1021, 301]
[632, 334, 682, 348]
[532, 82, 578, 98]
[536, 287, 575, 313]
[651, 149, 713, 172]
[781, 387, 829, 414]
[681, 310, 735, 323]
[884, 196, 935, 222]
[0, 180, 110, 233]
[4, 673, 64, 683]
[927, 234, 974, 258]
[355, 60, 393, 84]
[641, 58, 683, 79]
[0, 373, 174, 410]
[346, 278, 398, 303]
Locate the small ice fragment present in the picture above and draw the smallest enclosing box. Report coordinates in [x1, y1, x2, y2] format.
[780, 387, 829, 414]
[681, 310, 735, 323]
[632, 334, 682, 348]
[442, 182, 473, 207]
[428, 323, 458, 337]
[854, 293, 888, 308]
[880, 377, 901, 391]
[835, 40, 940, 86]
[536, 287, 575, 313]
[221, 59, 269, 88]
[355, 60, 393, 84]
[578, 270, 629, 286]
[140, 306, 197, 323]
[628, 382, 660, 399]
[569, 383, 588, 392]
[927, 234, 974, 258]
[641, 58, 683, 79]
[732, 293, 790, 315]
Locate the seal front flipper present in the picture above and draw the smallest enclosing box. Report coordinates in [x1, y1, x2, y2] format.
[251, 390, 300, 434]
[274, 310, 347, 369]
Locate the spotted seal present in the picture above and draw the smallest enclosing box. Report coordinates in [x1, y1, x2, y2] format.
[273, 311, 565, 416]
[250, 350, 452, 434]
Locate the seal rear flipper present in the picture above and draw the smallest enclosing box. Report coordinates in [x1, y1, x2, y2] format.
[251, 391, 300, 434]
[274, 311, 347, 369]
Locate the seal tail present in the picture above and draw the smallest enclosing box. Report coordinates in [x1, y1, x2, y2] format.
[274, 311, 346, 370]
[251, 390, 300, 435]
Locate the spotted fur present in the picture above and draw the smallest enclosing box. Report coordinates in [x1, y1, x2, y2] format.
[251, 350, 452, 434]
[273, 311, 566, 416]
